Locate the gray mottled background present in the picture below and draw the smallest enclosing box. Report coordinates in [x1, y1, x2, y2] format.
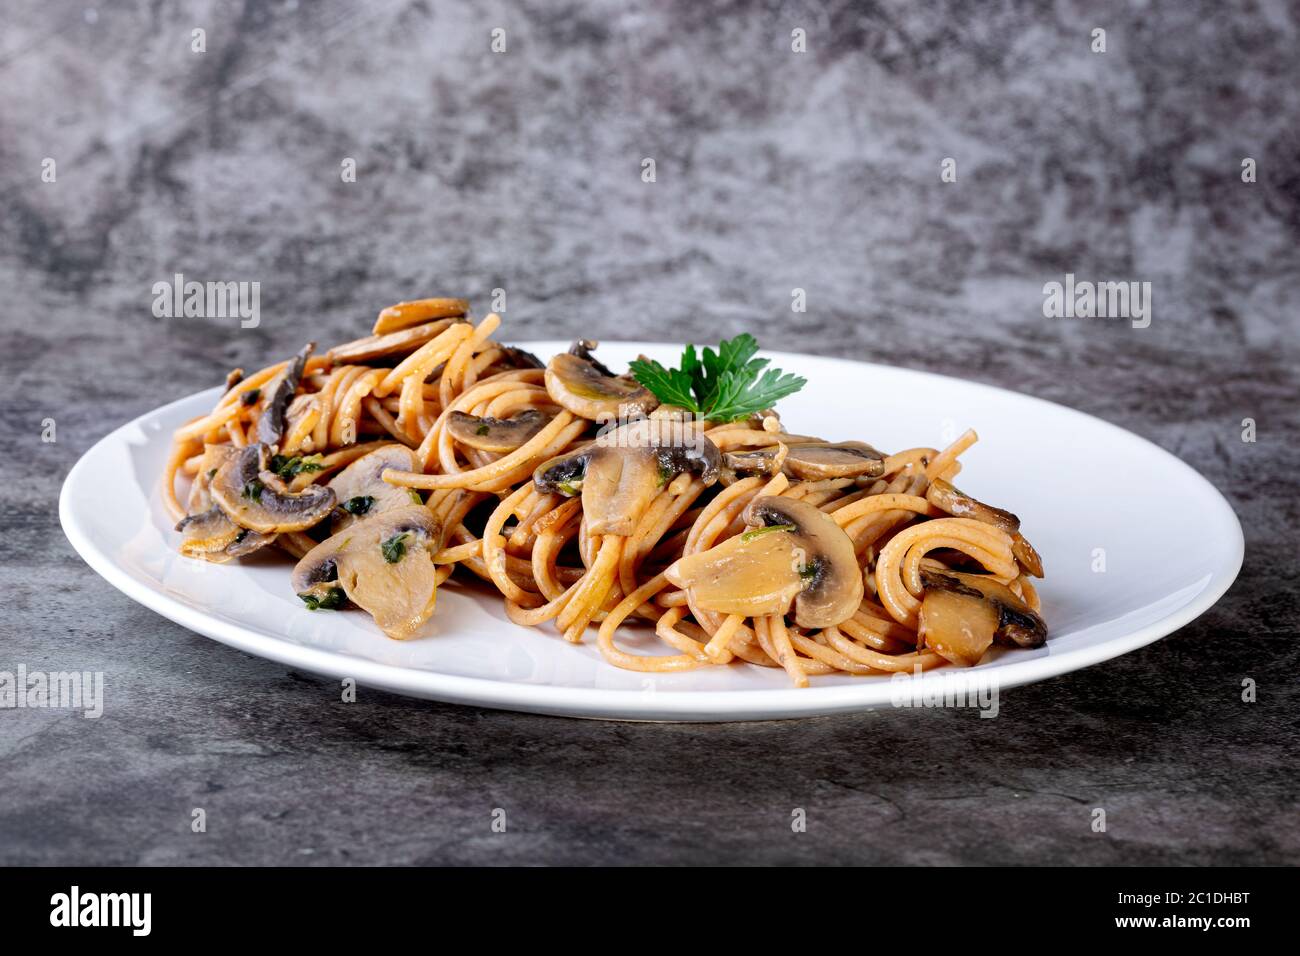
[2, 0, 1298, 865]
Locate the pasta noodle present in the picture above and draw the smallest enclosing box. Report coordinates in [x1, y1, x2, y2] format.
[163, 299, 1049, 686]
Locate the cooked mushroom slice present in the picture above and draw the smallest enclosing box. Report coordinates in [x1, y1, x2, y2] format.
[290, 506, 442, 639]
[721, 449, 779, 482]
[918, 569, 1047, 666]
[176, 508, 241, 561]
[176, 508, 275, 562]
[533, 418, 719, 536]
[257, 343, 313, 447]
[724, 442, 885, 483]
[327, 317, 466, 364]
[372, 297, 468, 335]
[326, 444, 421, 533]
[925, 477, 1019, 533]
[1011, 533, 1044, 578]
[447, 409, 550, 453]
[665, 496, 864, 629]
[782, 442, 885, 480]
[544, 343, 658, 422]
[496, 345, 545, 369]
[925, 478, 1043, 577]
[186, 444, 234, 513]
[209, 443, 336, 533]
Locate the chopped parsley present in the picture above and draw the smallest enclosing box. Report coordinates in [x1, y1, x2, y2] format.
[269, 453, 324, 480]
[740, 523, 797, 542]
[475, 424, 490, 436]
[342, 495, 375, 516]
[381, 532, 410, 564]
[299, 588, 345, 610]
[241, 479, 264, 502]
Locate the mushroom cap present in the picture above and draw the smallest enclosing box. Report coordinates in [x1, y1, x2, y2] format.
[533, 418, 720, 537]
[176, 506, 275, 562]
[782, 442, 885, 480]
[723, 441, 885, 483]
[327, 317, 466, 364]
[209, 443, 336, 533]
[257, 343, 313, 448]
[372, 298, 468, 335]
[925, 478, 1020, 533]
[446, 409, 550, 453]
[665, 495, 864, 629]
[290, 505, 442, 639]
[544, 347, 658, 422]
[920, 568, 1047, 657]
[326, 444, 421, 533]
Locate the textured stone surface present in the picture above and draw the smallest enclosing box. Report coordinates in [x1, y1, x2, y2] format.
[1, 0, 1297, 865]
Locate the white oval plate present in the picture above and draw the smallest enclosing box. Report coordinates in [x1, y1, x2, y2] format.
[61, 342, 1243, 721]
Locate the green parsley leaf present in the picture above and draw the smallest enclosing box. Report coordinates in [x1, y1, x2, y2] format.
[342, 495, 375, 516]
[740, 522, 796, 542]
[706, 366, 806, 423]
[269, 454, 324, 480]
[241, 479, 264, 502]
[381, 532, 409, 564]
[630, 333, 805, 422]
[299, 588, 345, 610]
[626, 357, 700, 412]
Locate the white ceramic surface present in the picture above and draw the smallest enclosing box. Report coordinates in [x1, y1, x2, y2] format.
[60, 342, 1243, 721]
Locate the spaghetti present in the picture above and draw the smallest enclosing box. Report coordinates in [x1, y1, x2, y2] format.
[163, 298, 1048, 686]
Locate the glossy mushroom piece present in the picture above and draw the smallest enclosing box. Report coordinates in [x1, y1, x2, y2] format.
[291, 506, 442, 639]
[176, 445, 276, 562]
[917, 568, 1048, 667]
[723, 441, 886, 483]
[326, 444, 422, 533]
[533, 418, 720, 536]
[209, 443, 336, 534]
[665, 496, 864, 629]
[544, 341, 658, 422]
[925, 477, 1044, 577]
[446, 409, 550, 453]
[257, 343, 313, 447]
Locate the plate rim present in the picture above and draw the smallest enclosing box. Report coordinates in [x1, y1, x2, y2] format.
[59, 343, 1245, 721]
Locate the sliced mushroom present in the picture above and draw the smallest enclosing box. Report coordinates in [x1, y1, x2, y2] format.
[372, 297, 468, 335]
[326, 444, 421, 533]
[783, 442, 885, 480]
[1010, 533, 1043, 578]
[257, 343, 313, 447]
[176, 445, 277, 561]
[918, 568, 1047, 666]
[925, 478, 1043, 577]
[496, 345, 545, 369]
[209, 443, 336, 533]
[925, 477, 1018, 531]
[724, 441, 885, 482]
[533, 418, 719, 536]
[290, 506, 442, 639]
[327, 317, 466, 364]
[665, 496, 864, 629]
[447, 409, 550, 452]
[176, 508, 241, 562]
[544, 342, 658, 422]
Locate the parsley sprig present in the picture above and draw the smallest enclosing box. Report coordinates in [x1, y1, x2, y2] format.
[629, 334, 805, 422]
